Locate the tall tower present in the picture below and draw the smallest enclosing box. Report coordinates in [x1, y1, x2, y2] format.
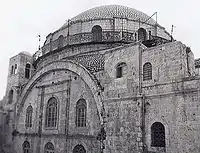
[5, 51, 33, 108]
[2, 51, 33, 148]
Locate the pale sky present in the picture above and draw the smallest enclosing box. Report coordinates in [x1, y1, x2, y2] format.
[0, 0, 199, 99]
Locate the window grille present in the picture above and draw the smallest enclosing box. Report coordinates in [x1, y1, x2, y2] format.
[76, 99, 86, 127]
[45, 97, 58, 128]
[143, 62, 152, 81]
[25, 105, 33, 128]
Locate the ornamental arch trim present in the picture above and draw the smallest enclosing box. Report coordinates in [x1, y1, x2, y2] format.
[16, 60, 104, 126]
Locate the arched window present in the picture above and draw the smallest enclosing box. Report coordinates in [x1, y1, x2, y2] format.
[25, 106, 33, 128]
[76, 99, 86, 127]
[58, 35, 64, 48]
[45, 97, 58, 128]
[25, 63, 31, 79]
[143, 62, 152, 81]
[151, 122, 165, 147]
[23, 141, 30, 153]
[73, 144, 86, 153]
[11, 65, 14, 75]
[8, 89, 14, 104]
[92, 25, 102, 42]
[138, 28, 147, 41]
[44, 142, 54, 153]
[116, 62, 127, 78]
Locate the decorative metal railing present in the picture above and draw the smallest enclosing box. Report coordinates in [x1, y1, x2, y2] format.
[33, 30, 136, 61]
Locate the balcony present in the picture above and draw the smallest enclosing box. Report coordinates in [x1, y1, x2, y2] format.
[33, 30, 136, 61]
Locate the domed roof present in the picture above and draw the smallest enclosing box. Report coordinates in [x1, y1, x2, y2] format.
[70, 5, 156, 25]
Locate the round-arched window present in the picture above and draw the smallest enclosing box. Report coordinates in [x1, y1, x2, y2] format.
[151, 122, 166, 147]
[73, 144, 86, 153]
[92, 25, 102, 42]
[138, 28, 147, 41]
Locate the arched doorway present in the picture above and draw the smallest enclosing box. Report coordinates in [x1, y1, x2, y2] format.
[73, 144, 86, 153]
[92, 25, 102, 42]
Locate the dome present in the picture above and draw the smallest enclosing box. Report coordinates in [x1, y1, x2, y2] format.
[70, 5, 156, 25]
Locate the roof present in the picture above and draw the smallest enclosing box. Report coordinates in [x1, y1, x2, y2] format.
[61, 5, 156, 28]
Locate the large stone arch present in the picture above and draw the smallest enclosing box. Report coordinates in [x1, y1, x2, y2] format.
[15, 60, 104, 125]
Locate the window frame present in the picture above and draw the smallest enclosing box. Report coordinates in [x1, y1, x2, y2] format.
[44, 142, 54, 153]
[23, 141, 31, 153]
[143, 62, 152, 81]
[151, 122, 166, 147]
[8, 89, 14, 104]
[73, 144, 86, 153]
[116, 62, 127, 78]
[92, 25, 102, 42]
[25, 63, 31, 79]
[76, 99, 87, 127]
[45, 97, 58, 128]
[25, 105, 33, 128]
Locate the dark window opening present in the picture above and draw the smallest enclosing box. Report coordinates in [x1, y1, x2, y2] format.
[25, 63, 31, 79]
[25, 105, 33, 128]
[116, 62, 127, 78]
[73, 144, 86, 153]
[58, 35, 64, 48]
[92, 25, 102, 42]
[76, 99, 86, 127]
[138, 28, 147, 41]
[149, 31, 152, 39]
[45, 97, 57, 128]
[151, 122, 166, 147]
[8, 89, 14, 104]
[11, 65, 14, 75]
[44, 142, 54, 153]
[14, 64, 17, 74]
[134, 33, 137, 41]
[143, 62, 152, 81]
[23, 141, 30, 153]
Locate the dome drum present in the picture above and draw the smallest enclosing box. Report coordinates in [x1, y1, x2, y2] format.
[33, 5, 171, 61]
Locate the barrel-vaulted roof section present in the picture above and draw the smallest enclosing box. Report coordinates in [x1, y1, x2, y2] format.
[61, 5, 157, 28]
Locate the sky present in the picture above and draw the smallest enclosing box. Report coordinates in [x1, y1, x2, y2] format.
[0, 0, 199, 99]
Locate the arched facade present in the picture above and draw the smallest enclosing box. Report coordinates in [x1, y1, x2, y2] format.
[5, 5, 199, 153]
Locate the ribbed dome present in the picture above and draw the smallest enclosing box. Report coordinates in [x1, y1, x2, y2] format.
[71, 5, 156, 25]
